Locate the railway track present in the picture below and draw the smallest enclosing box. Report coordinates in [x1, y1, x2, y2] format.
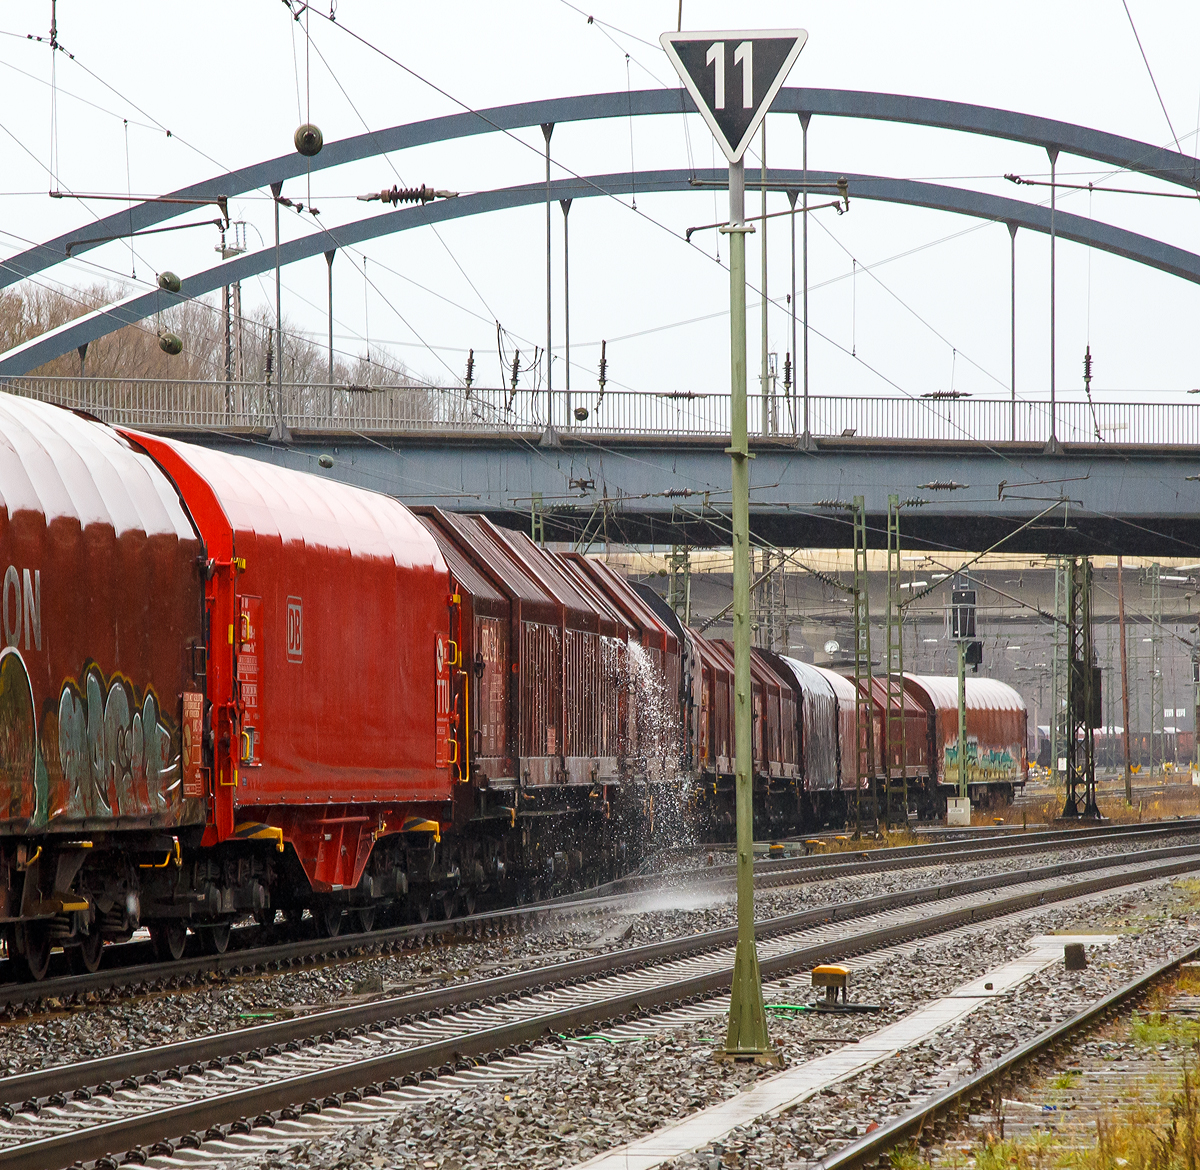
[820, 939, 1200, 1170]
[599, 817, 1200, 898]
[1, 818, 1197, 1014]
[1, 843, 1200, 1170]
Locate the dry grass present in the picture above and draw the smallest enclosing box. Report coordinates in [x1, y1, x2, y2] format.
[979, 790, 1200, 828]
[922, 968, 1200, 1170]
[794, 827, 923, 855]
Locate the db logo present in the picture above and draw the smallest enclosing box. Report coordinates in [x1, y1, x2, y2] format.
[435, 634, 446, 673]
[286, 597, 303, 662]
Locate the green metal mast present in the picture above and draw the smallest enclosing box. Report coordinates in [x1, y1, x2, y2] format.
[1148, 562, 1163, 777]
[957, 638, 968, 797]
[884, 494, 908, 828]
[852, 496, 876, 832]
[1049, 558, 1069, 785]
[722, 157, 774, 1063]
[667, 544, 692, 628]
[1062, 557, 1099, 817]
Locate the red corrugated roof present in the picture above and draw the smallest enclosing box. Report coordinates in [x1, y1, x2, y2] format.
[124, 429, 443, 572]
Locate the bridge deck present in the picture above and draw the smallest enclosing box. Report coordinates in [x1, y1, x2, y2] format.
[6, 379, 1197, 554]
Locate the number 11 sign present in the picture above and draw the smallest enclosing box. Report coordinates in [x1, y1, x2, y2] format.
[659, 30, 807, 163]
[660, 26, 807, 1064]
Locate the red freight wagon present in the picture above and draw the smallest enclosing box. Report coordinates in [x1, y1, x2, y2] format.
[814, 666, 866, 791]
[752, 651, 801, 782]
[694, 638, 799, 783]
[691, 634, 733, 776]
[124, 430, 454, 897]
[564, 555, 681, 780]
[857, 677, 928, 781]
[409, 512, 510, 789]
[414, 512, 623, 786]
[712, 641, 798, 781]
[0, 397, 205, 840]
[769, 655, 840, 792]
[550, 553, 638, 769]
[0, 397, 207, 974]
[903, 674, 1027, 798]
[486, 526, 629, 780]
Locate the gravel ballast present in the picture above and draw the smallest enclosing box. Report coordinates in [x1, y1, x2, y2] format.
[133, 870, 1200, 1170]
[0, 833, 1195, 1081]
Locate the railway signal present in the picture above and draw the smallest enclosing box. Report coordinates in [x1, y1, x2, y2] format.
[661, 26, 807, 1066]
[949, 580, 981, 824]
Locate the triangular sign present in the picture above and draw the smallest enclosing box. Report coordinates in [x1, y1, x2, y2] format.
[660, 30, 808, 163]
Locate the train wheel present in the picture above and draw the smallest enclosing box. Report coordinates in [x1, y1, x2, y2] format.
[463, 892, 477, 916]
[316, 903, 342, 937]
[10, 922, 52, 981]
[416, 899, 431, 924]
[70, 928, 104, 975]
[199, 923, 231, 955]
[440, 892, 459, 920]
[150, 922, 187, 962]
[351, 907, 375, 934]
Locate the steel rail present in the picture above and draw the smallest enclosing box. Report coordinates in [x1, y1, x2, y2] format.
[607, 819, 1200, 896]
[2, 850, 1198, 1170]
[819, 942, 1200, 1170]
[1, 819, 1195, 1012]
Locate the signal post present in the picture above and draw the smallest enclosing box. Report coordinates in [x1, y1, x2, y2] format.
[661, 27, 807, 1064]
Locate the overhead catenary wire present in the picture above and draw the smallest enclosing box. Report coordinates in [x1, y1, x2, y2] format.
[47, 0, 58, 186]
[123, 119, 134, 279]
[1121, 0, 1184, 157]
[296, 19, 506, 332]
[810, 213, 1011, 393]
[0, 55, 160, 131]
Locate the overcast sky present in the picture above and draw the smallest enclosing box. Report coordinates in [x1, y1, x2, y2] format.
[2, 2, 1199, 413]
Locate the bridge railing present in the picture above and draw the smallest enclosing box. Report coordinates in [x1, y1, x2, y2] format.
[2, 377, 1196, 445]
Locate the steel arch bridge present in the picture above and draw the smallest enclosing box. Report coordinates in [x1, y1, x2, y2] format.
[1, 86, 1199, 377]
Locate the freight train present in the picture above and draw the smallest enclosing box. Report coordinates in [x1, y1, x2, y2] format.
[0, 395, 1025, 980]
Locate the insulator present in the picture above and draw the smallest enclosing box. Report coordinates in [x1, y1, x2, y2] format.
[158, 332, 183, 356]
[157, 271, 181, 294]
[381, 185, 436, 206]
[783, 352, 792, 391]
[294, 123, 324, 157]
[464, 348, 475, 388]
[509, 349, 521, 391]
[598, 339, 608, 391]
